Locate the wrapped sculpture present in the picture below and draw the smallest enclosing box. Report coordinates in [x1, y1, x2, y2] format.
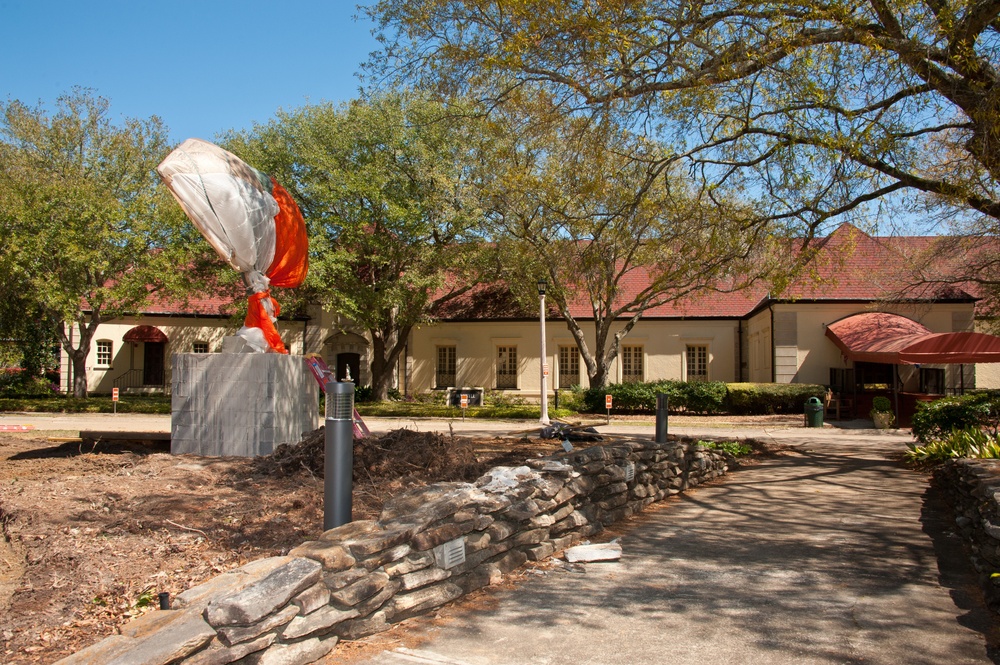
[157, 138, 308, 353]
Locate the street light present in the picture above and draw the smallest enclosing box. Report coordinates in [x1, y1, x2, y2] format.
[538, 278, 550, 426]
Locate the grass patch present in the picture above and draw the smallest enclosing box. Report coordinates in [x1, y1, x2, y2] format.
[355, 401, 578, 420]
[0, 395, 171, 414]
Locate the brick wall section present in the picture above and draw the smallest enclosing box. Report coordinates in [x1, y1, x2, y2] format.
[57, 438, 729, 665]
[933, 459, 1000, 613]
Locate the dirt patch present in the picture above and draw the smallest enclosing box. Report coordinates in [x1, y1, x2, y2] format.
[0, 429, 555, 663]
[0, 426, 772, 663]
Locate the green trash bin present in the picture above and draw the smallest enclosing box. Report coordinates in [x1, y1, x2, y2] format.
[804, 396, 824, 428]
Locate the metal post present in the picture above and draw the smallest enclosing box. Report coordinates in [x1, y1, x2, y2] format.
[324, 381, 354, 530]
[655, 393, 669, 443]
[539, 288, 550, 425]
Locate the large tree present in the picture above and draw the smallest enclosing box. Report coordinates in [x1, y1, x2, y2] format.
[226, 92, 486, 400]
[0, 89, 199, 397]
[365, 0, 1000, 235]
[477, 97, 775, 388]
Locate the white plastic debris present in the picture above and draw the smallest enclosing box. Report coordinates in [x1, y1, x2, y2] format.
[563, 540, 623, 563]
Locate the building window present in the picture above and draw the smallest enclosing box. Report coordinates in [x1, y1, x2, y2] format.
[436, 345, 456, 388]
[686, 345, 708, 382]
[193, 341, 209, 354]
[920, 368, 946, 395]
[621, 345, 644, 383]
[496, 346, 518, 389]
[558, 346, 580, 389]
[96, 340, 112, 367]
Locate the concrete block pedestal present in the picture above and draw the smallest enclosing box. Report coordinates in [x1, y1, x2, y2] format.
[171, 352, 318, 457]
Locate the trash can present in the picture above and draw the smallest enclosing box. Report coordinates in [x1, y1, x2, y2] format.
[804, 396, 824, 428]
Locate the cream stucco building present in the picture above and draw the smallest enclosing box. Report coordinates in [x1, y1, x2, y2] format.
[62, 224, 997, 411]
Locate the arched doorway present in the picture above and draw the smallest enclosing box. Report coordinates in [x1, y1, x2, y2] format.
[121, 325, 169, 389]
[324, 332, 370, 386]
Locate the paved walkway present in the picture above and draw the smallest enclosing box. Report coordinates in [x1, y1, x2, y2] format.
[336, 428, 998, 665]
[2, 412, 997, 662]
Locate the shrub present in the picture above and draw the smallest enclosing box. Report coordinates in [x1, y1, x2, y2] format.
[582, 380, 727, 414]
[554, 387, 586, 412]
[871, 396, 893, 413]
[911, 392, 1000, 444]
[905, 427, 1000, 463]
[724, 383, 826, 415]
[696, 440, 753, 457]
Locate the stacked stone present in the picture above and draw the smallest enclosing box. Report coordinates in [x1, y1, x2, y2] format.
[934, 458, 1000, 612]
[58, 438, 729, 665]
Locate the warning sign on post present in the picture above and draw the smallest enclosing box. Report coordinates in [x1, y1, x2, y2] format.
[112, 388, 120, 402]
[542, 363, 550, 377]
[605, 394, 613, 409]
[460, 394, 469, 409]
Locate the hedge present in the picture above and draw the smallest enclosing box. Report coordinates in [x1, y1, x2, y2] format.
[911, 392, 1000, 444]
[581, 381, 826, 415]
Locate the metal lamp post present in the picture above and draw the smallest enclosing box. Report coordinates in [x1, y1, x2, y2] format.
[538, 278, 550, 426]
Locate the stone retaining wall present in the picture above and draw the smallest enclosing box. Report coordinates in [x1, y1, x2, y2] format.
[933, 458, 1000, 612]
[59, 438, 729, 665]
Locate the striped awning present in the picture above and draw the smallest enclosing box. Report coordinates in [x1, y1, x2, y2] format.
[825, 312, 1000, 364]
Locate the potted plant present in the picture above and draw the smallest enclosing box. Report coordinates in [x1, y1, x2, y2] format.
[870, 396, 895, 429]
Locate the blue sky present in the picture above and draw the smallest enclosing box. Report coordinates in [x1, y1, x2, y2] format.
[0, 1, 381, 143]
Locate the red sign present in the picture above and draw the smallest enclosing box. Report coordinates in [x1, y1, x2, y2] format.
[112, 388, 120, 402]
[605, 394, 612, 409]
[460, 394, 469, 409]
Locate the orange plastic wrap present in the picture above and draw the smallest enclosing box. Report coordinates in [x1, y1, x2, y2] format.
[245, 291, 287, 354]
[266, 178, 308, 289]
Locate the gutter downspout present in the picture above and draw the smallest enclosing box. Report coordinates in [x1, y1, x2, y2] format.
[769, 298, 776, 383]
[737, 319, 744, 382]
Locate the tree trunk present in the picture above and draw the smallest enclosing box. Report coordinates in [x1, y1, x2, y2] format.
[56, 312, 101, 398]
[368, 324, 410, 401]
[72, 350, 89, 398]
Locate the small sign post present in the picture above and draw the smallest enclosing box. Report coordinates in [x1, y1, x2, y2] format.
[460, 393, 468, 421]
[605, 394, 612, 424]
[112, 387, 119, 415]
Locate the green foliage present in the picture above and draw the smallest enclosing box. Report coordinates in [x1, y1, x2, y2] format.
[725, 383, 826, 415]
[367, 0, 1000, 240]
[554, 387, 587, 412]
[581, 381, 825, 415]
[0, 88, 205, 397]
[0, 372, 58, 397]
[871, 396, 893, 413]
[905, 428, 1000, 464]
[225, 91, 489, 400]
[0, 395, 171, 414]
[583, 380, 728, 414]
[483, 390, 528, 408]
[697, 440, 753, 457]
[911, 392, 1000, 444]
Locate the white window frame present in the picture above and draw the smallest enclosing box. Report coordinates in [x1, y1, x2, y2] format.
[436, 345, 457, 388]
[686, 344, 709, 382]
[621, 345, 644, 383]
[558, 345, 580, 389]
[192, 341, 210, 354]
[95, 340, 113, 367]
[496, 345, 518, 389]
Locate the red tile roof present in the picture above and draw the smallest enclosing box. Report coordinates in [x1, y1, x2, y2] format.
[123, 223, 980, 321]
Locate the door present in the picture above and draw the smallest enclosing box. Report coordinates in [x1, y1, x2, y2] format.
[143, 342, 165, 386]
[336, 353, 361, 383]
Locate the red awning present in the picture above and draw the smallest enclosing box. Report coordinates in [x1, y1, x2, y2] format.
[122, 325, 168, 343]
[825, 312, 1000, 364]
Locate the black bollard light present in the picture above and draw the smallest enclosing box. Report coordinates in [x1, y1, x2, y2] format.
[324, 381, 354, 530]
[655, 393, 669, 443]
